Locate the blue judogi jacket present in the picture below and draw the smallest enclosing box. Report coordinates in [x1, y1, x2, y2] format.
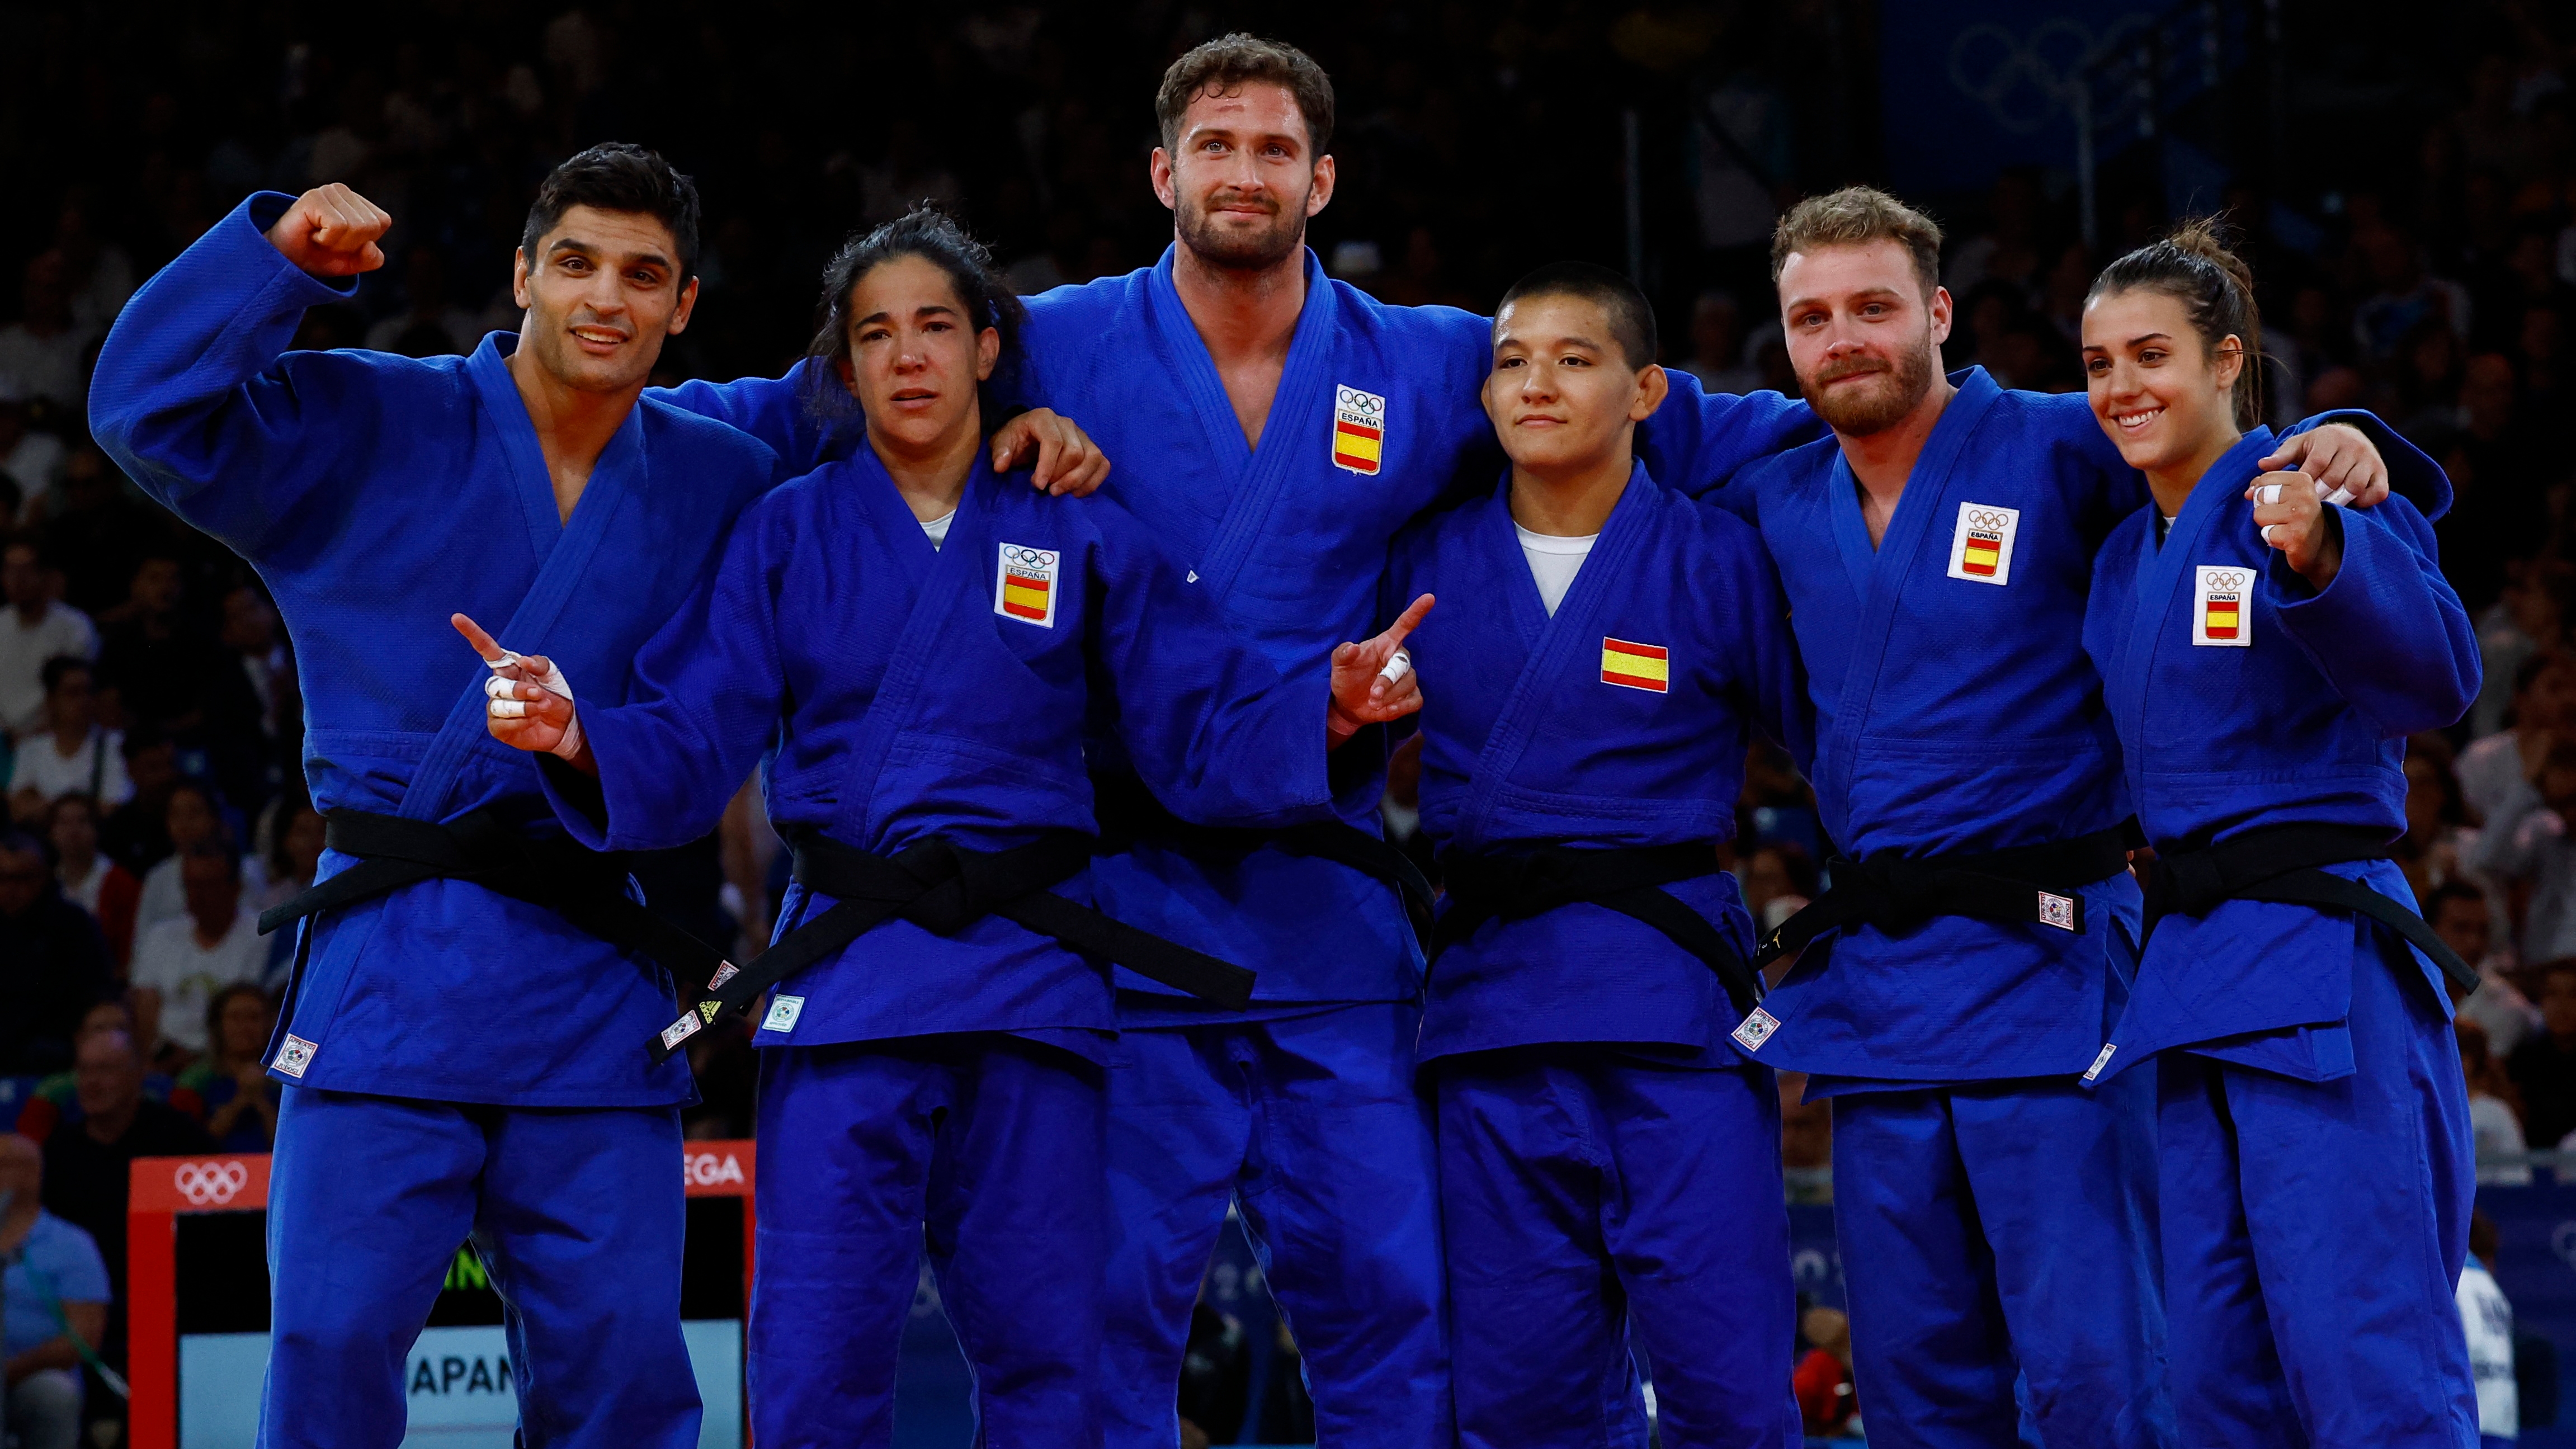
[662, 247, 1822, 1016]
[88, 194, 777, 1107]
[545, 450, 1337, 1060]
[2082, 426, 2477, 1084]
[1387, 462, 1810, 1066]
[1712, 367, 2426, 1091]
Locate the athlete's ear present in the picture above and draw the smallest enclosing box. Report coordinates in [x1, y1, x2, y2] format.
[1149, 147, 1177, 211]
[511, 248, 532, 313]
[974, 326, 1000, 383]
[666, 276, 700, 337]
[1306, 154, 1337, 218]
[1927, 285, 1954, 347]
[1633, 363, 1670, 422]
[2211, 332, 2247, 395]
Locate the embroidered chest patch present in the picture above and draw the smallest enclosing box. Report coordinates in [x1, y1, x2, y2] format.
[2193, 565, 2252, 647]
[1600, 638, 1670, 693]
[996, 544, 1060, 627]
[1946, 502, 2021, 586]
[1332, 384, 1386, 475]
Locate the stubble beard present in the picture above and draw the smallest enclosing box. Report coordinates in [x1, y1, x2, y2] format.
[1175, 187, 1309, 273]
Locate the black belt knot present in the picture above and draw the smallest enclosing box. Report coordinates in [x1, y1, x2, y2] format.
[653, 828, 1260, 1064]
[1432, 841, 1762, 1018]
[2136, 822, 2477, 995]
[1753, 823, 2138, 971]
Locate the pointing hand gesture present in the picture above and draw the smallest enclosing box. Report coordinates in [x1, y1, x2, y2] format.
[453, 613, 593, 772]
[1328, 594, 1435, 746]
[265, 183, 393, 278]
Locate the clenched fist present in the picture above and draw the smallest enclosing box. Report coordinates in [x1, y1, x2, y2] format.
[265, 183, 393, 277]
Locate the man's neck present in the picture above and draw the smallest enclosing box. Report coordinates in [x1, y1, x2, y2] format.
[505, 346, 641, 524]
[193, 909, 237, 951]
[58, 852, 95, 886]
[1508, 445, 1634, 538]
[1170, 238, 1306, 448]
[1834, 374, 1957, 547]
[10, 600, 42, 627]
[87, 1101, 138, 1144]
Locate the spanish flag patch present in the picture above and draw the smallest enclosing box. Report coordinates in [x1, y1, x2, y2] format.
[1601, 637, 1670, 692]
[995, 543, 1060, 628]
[2191, 564, 2250, 648]
[1332, 384, 1385, 475]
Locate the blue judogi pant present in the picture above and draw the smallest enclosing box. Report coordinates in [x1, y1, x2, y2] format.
[750, 1035, 1106, 1448]
[2157, 940, 2479, 1448]
[1437, 1050, 1797, 1449]
[1101, 1001, 1449, 1449]
[262, 1088, 697, 1449]
[1828, 1072, 2173, 1449]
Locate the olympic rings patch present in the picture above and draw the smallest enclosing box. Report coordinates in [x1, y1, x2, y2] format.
[1946, 500, 2021, 587]
[2193, 563, 2252, 647]
[173, 1160, 251, 1206]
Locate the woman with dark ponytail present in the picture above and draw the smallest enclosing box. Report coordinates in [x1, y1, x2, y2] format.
[458, 205, 1433, 1446]
[2076, 220, 2484, 1446]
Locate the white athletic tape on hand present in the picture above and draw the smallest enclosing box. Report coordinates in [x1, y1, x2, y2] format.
[483, 648, 582, 759]
[2324, 486, 2355, 506]
[1378, 648, 1413, 687]
[2261, 523, 2282, 546]
[2258, 483, 2285, 506]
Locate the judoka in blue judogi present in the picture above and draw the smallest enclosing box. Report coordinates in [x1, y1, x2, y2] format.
[1386, 264, 1813, 1448]
[88, 155, 770, 1449]
[2079, 229, 2483, 1448]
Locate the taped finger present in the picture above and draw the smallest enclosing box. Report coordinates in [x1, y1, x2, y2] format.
[489, 698, 527, 720]
[2258, 483, 2285, 506]
[2325, 487, 2355, 507]
[2260, 523, 2282, 546]
[1379, 648, 1413, 687]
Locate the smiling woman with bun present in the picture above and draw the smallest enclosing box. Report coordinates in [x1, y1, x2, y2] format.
[2075, 218, 2485, 1447]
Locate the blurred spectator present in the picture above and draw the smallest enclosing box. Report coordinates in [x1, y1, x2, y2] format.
[174, 985, 278, 1153]
[2436, 354, 2551, 615]
[2400, 735, 2479, 909]
[2471, 737, 2576, 962]
[0, 389, 65, 522]
[257, 800, 323, 982]
[45, 795, 136, 970]
[1781, 1071, 1832, 1205]
[0, 540, 96, 743]
[0, 1134, 107, 1449]
[37, 445, 163, 620]
[95, 552, 226, 743]
[7, 659, 126, 825]
[2460, 1017, 2532, 1185]
[205, 584, 291, 818]
[2462, 648, 2576, 809]
[1794, 1305, 1860, 1439]
[1740, 841, 1818, 940]
[11, 1004, 199, 1147]
[2433, 882, 2540, 1057]
[361, 246, 481, 357]
[2461, 1210, 2519, 1446]
[133, 781, 258, 943]
[1176, 1298, 1251, 1447]
[0, 830, 111, 1076]
[2353, 225, 2473, 361]
[128, 844, 264, 1066]
[49, 200, 134, 336]
[100, 726, 179, 875]
[1679, 291, 1760, 395]
[37, 1030, 212, 1369]
[0, 254, 93, 410]
[2507, 962, 2576, 1150]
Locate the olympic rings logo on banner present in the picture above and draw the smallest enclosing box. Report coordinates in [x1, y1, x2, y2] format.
[1966, 508, 2012, 530]
[1338, 390, 1384, 417]
[173, 1160, 250, 1206]
[1943, 16, 2150, 135]
[1001, 546, 1057, 568]
[2205, 570, 2248, 591]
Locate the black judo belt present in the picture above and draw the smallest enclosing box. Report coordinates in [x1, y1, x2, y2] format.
[1089, 771, 1437, 946]
[651, 829, 1259, 1064]
[259, 808, 730, 987]
[1433, 841, 1763, 1018]
[2138, 822, 2477, 994]
[1753, 824, 2136, 971]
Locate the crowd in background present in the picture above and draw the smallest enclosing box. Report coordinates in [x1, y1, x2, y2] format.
[2, 0, 2573, 1443]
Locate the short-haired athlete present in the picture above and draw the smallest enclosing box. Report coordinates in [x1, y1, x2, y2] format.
[2079, 223, 2480, 1447]
[1385, 262, 1811, 1446]
[1714, 188, 2433, 1448]
[465, 206, 1433, 1447]
[85, 148, 1097, 1449]
[634, 35, 1822, 1445]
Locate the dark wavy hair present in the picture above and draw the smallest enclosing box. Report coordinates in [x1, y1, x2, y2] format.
[2088, 216, 2264, 429]
[801, 205, 1027, 429]
[521, 143, 701, 282]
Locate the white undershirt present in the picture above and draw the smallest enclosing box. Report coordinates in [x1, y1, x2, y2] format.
[920, 508, 956, 549]
[1516, 525, 1599, 616]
